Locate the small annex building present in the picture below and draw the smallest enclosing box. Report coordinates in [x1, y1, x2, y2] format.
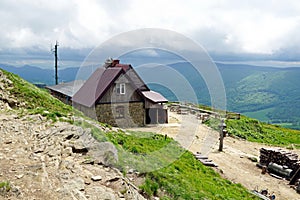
[46, 59, 168, 127]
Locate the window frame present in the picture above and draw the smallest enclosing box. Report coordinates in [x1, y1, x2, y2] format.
[120, 83, 126, 94]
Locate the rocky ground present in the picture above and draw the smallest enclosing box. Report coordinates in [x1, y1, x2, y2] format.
[0, 112, 146, 200]
[0, 111, 149, 200]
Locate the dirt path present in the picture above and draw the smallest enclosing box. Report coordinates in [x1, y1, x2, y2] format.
[129, 111, 300, 200]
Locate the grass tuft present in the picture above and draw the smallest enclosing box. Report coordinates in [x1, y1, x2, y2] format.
[0, 181, 11, 194]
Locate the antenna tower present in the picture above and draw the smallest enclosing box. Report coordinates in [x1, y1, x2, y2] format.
[52, 41, 59, 85]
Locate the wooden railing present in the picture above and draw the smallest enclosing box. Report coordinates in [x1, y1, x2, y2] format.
[168, 103, 240, 120]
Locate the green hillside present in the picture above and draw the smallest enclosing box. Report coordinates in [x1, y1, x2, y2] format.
[218, 64, 300, 130]
[1, 69, 260, 199]
[229, 116, 300, 148]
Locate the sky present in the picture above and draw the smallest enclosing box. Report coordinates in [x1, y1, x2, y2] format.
[1, 0, 300, 68]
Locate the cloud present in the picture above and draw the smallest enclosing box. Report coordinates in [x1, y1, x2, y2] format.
[0, 0, 78, 48]
[0, 0, 300, 64]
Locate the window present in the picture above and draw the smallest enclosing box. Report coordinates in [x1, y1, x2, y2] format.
[116, 83, 126, 94]
[116, 106, 125, 118]
[120, 83, 125, 94]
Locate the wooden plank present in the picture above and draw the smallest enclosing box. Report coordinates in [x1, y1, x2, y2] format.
[200, 161, 218, 167]
[194, 155, 209, 159]
[198, 159, 213, 162]
[269, 173, 284, 180]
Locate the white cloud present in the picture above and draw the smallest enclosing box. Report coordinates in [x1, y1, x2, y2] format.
[0, 0, 300, 57]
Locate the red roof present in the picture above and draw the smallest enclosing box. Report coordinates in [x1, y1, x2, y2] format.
[72, 67, 123, 107]
[72, 60, 166, 107]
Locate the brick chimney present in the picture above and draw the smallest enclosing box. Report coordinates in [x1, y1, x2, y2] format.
[111, 59, 120, 67]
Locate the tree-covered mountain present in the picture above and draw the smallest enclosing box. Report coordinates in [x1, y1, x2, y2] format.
[1, 62, 300, 129]
[220, 64, 300, 129]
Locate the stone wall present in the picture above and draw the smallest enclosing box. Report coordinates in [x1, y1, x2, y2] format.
[129, 102, 145, 127]
[95, 102, 145, 128]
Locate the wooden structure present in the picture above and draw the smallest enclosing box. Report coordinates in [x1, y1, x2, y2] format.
[226, 112, 241, 120]
[169, 103, 220, 117]
[169, 103, 240, 123]
[194, 153, 218, 167]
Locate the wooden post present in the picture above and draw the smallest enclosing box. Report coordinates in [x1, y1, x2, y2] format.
[219, 119, 226, 151]
[290, 167, 300, 185]
[156, 108, 159, 124]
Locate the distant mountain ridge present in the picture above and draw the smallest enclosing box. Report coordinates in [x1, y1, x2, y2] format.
[1, 62, 300, 129]
[0, 64, 78, 85]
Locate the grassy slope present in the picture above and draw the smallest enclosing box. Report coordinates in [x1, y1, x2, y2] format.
[1, 69, 259, 199]
[205, 115, 300, 149]
[74, 124, 258, 199]
[105, 130, 257, 200]
[2, 69, 78, 121]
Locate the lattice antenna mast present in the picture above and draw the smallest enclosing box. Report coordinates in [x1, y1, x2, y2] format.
[51, 41, 59, 85]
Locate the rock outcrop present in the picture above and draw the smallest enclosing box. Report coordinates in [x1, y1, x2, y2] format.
[0, 70, 17, 110]
[0, 112, 146, 200]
